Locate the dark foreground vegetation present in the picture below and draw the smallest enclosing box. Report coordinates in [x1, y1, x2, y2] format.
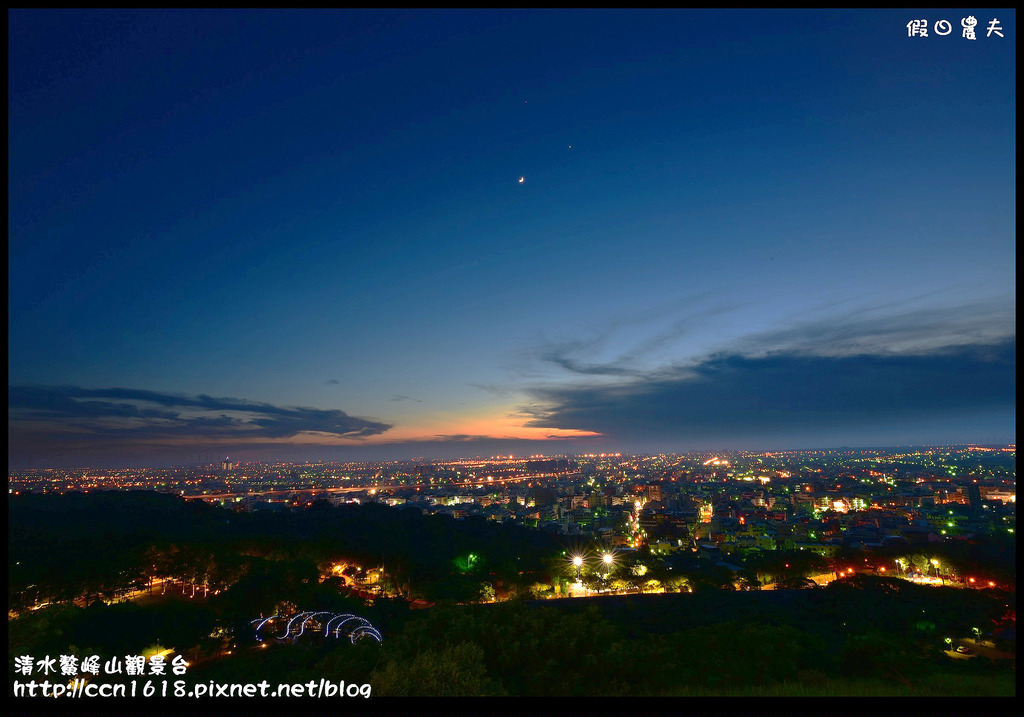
[9, 491, 561, 610]
[9, 492, 1016, 698]
[12, 585, 1013, 697]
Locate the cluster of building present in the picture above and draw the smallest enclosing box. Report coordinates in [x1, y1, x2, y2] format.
[170, 447, 1015, 567]
[9, 447, 1015, 566]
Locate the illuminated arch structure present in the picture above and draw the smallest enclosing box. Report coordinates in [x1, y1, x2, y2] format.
[250, 611, 382, 645]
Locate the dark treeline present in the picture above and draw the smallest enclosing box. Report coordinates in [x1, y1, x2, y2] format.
[8, 492, 1016, 697]
[9, 491, 562, 611]
[10, 491, 1015, 610]
[525, 575, 1011, 643]
[10, 577, 1013, 696]
[196, 582, 1014, 697]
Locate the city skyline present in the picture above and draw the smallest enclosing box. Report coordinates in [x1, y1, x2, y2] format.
[9, 10, 1016, 468]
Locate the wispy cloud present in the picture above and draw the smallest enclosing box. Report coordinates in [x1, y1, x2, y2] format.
[510, 293, 739, 380]
[526, 296, 1014, 382]
[469, 383, 516, 398]
[9, 386, 392, 446]
[731, 298, 1014, 359]
[390, 394, 422, 403]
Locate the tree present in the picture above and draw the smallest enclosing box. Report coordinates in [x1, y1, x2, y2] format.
[744, 550, 826, 588]
[371, 642, 505, 696]
[910, 553, 932, 574]
[609, 578, 631, 593]
[738, 567, 761, 591]
[626, 563, 649, 592]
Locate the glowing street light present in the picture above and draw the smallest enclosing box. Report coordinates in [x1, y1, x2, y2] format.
[602, 553, 614, 585]
[572, 555, 583, 582]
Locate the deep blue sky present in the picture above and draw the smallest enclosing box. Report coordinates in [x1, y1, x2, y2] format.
[9, 10, 1015, 467]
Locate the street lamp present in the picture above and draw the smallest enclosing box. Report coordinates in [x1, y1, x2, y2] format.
[602, 553, 614, 589]
[572, 556, 583, 583]
[895, 558, 907, 577]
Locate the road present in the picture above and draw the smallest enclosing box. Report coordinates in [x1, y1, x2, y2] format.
[958, 637, 1015, 661]
[185, 472, 579, 502]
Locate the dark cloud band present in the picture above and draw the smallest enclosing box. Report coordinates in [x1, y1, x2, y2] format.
[523, 339, 1015, 442]
[9, 386, 392, 443]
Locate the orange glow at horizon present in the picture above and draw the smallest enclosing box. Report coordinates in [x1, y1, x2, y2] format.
[82, 401, 604, 448]
[371, 409, 603, 444]
[271, 402, 604, 446]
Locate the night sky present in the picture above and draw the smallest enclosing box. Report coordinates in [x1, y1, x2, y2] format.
[9, 10, 1016, 467]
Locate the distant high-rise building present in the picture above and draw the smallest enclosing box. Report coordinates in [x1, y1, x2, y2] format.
[699, 502, 714, 523]
[531, 487, 557, 507]
[967, 483, 982, 514]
